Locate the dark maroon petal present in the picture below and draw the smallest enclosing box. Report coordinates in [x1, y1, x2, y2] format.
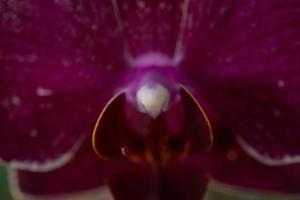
[0, 0, 125, 170]
[114, 0, 185, 58]
[179, 85, 213, 153]
[181, 0, 300, 164]
[93, 86, 212, 164]
[191, 132, 300, 193]
[109, 163, 208, 200]
[92, 92, 128, 160]
[11, 139, 131, 199]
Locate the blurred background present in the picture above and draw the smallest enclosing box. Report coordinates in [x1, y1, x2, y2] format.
[0, 165, 294, 200]
[0, 165, 12, 200]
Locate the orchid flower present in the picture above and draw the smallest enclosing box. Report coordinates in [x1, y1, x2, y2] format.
[0, 0, 300, 199]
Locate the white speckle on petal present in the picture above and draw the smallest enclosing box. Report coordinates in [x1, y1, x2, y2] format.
[11, 96, 21, 107]
[30, 129, 38, 138]
[36, 87, 53, 97]
[273, 109, 281, 117]
[277, 79, 285, 88]
[75, 4, 83, 11]
[159, 2, 166, 10]
[137, 1, 146, 9]
[91, 24, 98, 31]
[225, 55, 233, 63]
[121, 147, 127, 156]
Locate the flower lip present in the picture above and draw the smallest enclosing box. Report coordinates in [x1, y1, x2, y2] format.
[92, 84, 213, 165]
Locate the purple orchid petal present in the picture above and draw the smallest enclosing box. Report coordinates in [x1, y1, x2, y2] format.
[192, 132, 300, 194]
[113, 0, 185, 59]
[180, 0, 300, 164]
[109, 163, 208, 200]
[10, 139, 131, 199]
[0, 0, 126, 170]
[1, 0, 300, 199]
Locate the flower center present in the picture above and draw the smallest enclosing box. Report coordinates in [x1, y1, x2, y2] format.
[92, 81, 213, 167]
[136, 83, 170, 118]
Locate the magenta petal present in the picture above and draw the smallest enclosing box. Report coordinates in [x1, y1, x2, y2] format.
[181, 0, 300, 164]
[110, 163, 208, 200]
[14, 139, 130, 196]
[0, 0, 125, 170]
[193, 133, 300, 193]
[115, 0, 185, 57]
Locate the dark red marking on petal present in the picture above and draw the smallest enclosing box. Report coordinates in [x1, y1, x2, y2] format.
[92, 92, 128, 160]
[178, 85, 213, 153]
[92, 86, 213, 166]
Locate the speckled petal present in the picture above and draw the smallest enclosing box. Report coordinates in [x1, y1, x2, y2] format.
[10, 139, 131, 199]
[181, 0, 300, 164]
[0, 0, 125, 170]
[192, 133, 300, 194]
[114, 0, 185, 59]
